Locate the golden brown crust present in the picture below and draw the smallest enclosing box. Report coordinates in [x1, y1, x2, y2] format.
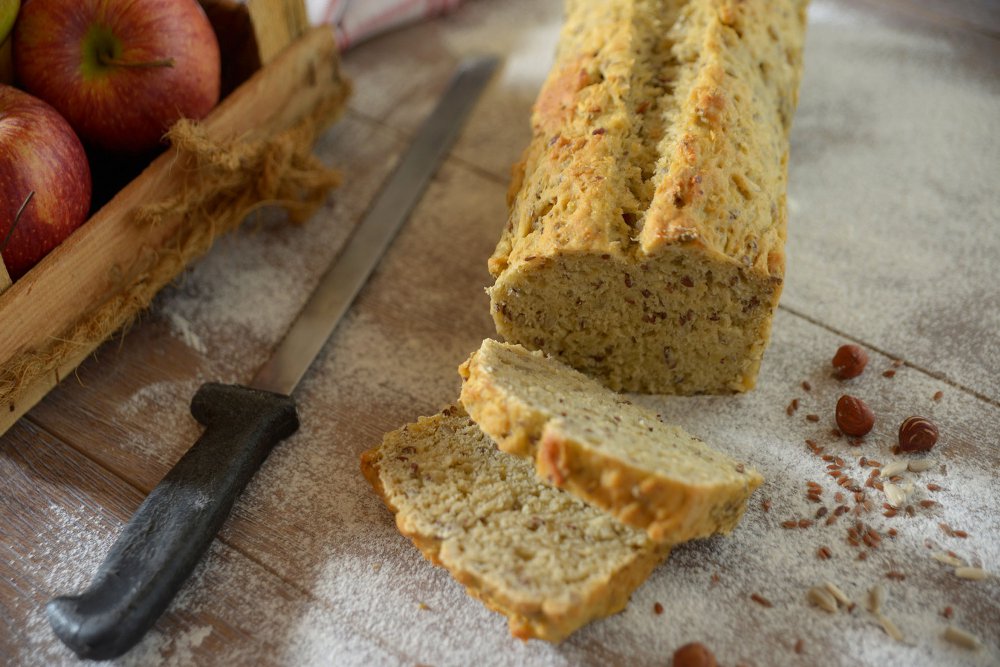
[460, 340, 763, 544]
[360, 409, 669, 642]
[488, 0, 808, 394]
[533, 425, 762, 542]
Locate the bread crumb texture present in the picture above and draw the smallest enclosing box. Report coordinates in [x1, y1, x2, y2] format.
[460, 339, 763, 542]
[360, 406, 670, 642]
[489, 0, 808, 394]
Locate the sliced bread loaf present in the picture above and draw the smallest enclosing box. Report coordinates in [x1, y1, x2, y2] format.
[488, 0, 808, 394]
[360, 405, 670, 642]
[459, 339, 762, 543]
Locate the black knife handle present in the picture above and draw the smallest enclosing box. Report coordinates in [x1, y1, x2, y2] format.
[46, 382, 299, 660]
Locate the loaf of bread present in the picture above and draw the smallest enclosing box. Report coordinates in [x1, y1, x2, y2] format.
[488, 0, 808, 393]
[460, 339, 762, 543]
[360, 406, 670, 642]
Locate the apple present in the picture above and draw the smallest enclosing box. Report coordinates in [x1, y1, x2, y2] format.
[0, 0, 17, 84]
[0, 0, 18, 42]
[13, 0, 220, 154]
[0, 84, 91, 280]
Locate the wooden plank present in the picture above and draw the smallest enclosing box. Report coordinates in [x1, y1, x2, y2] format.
[782, 0, 1000, 402]
[343, 0, 1000, 403]
[0, 27, 348, 437]
[23, 159, 1000, 664]
[246, 0, 311, 64]
[25, 112, 407, 490]
[0, 420, 405, 666]
[862, 0, 1000, 38]
[7, 1, 1000, 663]
[340, 0, 562, 183]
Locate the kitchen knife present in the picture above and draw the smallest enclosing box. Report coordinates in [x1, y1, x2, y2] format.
[46, 55, 498, 661]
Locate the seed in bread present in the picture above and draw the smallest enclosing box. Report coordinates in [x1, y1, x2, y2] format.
[488, 0, 809, 393]
[459, 339, 762, 543]
[360, 406, 670, 642]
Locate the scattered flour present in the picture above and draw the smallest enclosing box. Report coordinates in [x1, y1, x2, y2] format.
[117, 380, 201, 422]
[784, 0, 1000, 398]
[499, 22, 562, 90]
[8, 0, 1000, 665]
[165, 313, 208, 355]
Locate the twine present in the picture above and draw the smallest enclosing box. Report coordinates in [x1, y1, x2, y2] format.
[0, 81, 350, 411]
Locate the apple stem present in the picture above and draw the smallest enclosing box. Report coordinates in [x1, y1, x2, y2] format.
[98, 53, 175, 69]
[2, 191, 35, 255]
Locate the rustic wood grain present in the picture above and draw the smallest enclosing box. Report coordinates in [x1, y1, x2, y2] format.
[782, 0, 1000, 403]
[26, 112, 406, 491]
[0, 420, 405, 666]
[341, 0, 561, 183]
[860, 0, 1000, 39]
[0, 27, 347, 437]
[4, 0, 1000, 665]
[246, 0, 311, 64]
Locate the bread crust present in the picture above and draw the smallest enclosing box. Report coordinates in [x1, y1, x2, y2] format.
[361, 408, 669, 642]
[460, 340, 763, 543]
[489, 0, 808, 394]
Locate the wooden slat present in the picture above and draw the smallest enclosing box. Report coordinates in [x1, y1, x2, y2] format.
[247, 0, 311, 64]
[0, 420, 404, 665]
[23, 157, 1000, 664]
[26, 112, 407, 490]
[863, 0, 1000, 38]
[341, 0, 561, 183]
[0, 27, 347, 437]
[6, 0, 1000, 663]
[782, 0, 1000, 402]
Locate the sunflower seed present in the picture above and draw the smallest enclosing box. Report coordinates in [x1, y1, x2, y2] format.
[943, 626, 983, 650]
[907, 458, 935, 473]
[932, 552, 965, 567]
[867, 585, 884, 614]
[882, 461, 909, 477]
[824, 582, 851, 607]
[883, 483, 906, 508]
[954, 567, 990, 581]
[807, 587, 838, 613]
[876, 613, 903, 641]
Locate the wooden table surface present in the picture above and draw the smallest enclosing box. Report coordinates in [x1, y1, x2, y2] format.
[2, 1, 999, 665]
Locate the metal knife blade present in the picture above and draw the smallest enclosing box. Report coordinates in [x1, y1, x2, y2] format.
[46, 55, 499, 661]
[253, 55, 498, 395]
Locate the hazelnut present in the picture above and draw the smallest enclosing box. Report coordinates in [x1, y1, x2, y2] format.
[672, 642, 717, 667]
[835, 395, 875, 436]
[832, 344, 868, 379]
[898, 416, 938, 452]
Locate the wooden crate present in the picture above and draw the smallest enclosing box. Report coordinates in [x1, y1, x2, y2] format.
[0, 0, 350, 437]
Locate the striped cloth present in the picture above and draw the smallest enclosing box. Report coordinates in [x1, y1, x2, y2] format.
[306, 0, 466, 51]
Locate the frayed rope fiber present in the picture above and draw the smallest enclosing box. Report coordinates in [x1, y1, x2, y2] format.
[0, 81, 350, 411]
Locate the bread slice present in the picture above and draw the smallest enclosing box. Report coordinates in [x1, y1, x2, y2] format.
[488, 0, 808, 393]
[459, 339, 762, 543]
[360, 406, 670, 642]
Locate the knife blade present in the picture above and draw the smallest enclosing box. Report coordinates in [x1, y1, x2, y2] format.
[46, 55, 499, 661]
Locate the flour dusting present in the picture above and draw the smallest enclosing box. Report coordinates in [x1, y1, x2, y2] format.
[8, 0, 1000, 665]
[166, 313, 208, 355]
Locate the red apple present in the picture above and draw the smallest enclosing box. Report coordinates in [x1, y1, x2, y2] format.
[13, 0, 221, 154]
[0, 84, 91, 280]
